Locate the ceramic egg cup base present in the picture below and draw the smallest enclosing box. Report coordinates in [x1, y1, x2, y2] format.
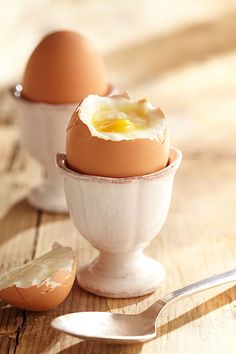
[28, 183, 68, 213]
[77, 250, 165, 298]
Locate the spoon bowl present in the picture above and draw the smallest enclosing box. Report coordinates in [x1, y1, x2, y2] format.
[52, 311, 158, 343]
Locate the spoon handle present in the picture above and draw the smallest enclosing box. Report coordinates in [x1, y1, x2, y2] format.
[162, 268, 236, 304]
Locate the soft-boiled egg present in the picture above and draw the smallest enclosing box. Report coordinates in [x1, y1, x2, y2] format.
[66, 93, 169, 177]
[0, 244, 76, 311]
[22, 30, 109, 104]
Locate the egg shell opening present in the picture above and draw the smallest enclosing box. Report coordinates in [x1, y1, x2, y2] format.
[22, 30, 109, 104]
[66, 110, 170, 178]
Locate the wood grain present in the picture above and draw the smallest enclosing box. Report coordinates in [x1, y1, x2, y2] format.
[1, 1, 236, 353]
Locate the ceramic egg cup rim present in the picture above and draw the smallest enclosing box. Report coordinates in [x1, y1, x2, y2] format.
[57, 147, 182, 183]
[11, 83, 114, 110]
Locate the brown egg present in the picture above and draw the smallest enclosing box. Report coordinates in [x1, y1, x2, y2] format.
[0, 244, 77, 311]
[66, 94, 169, 178]
[22, 30, 109, 104]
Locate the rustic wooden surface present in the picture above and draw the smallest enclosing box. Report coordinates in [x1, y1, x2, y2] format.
[1, 1, 236, 353]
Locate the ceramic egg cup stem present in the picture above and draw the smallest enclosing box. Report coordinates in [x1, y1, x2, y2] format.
[57, 148, 182, 298]
[77, 249, 165, 298]
[28, 167, 66, 213]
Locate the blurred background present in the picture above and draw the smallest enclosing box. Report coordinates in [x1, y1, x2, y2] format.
[1, 0, 236, 152]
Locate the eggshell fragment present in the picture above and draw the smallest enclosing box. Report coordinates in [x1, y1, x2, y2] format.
[66, 95, 169, 178]
[0, 244, 76, 311]
[22, 30, 109, 104]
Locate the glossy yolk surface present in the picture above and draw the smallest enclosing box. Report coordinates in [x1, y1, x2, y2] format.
[93, 118, 136, 133]
[92, 105, 149, 133]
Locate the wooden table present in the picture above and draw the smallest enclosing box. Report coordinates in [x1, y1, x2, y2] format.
[1, 1, 236, 353]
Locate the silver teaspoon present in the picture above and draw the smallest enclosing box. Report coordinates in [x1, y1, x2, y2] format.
[51, 269, 236, 344]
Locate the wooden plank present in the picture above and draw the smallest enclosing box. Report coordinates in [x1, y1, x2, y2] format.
[0, 128, 39, 353]
[0, 139, 39, 272]
[0, 126, 42, 221]
[0, 336, 16, 354]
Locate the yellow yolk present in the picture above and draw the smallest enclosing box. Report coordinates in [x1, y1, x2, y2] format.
[92, 105, 149, 133]
[93, 118, 137, 133]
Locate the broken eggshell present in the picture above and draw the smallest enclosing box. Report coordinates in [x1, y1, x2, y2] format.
[0, 244, 76, 311]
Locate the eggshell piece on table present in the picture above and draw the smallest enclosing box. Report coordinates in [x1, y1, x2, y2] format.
[0, 244, 77, 311]
[22, 31, 109, 104]
[66, 94, 169, 178]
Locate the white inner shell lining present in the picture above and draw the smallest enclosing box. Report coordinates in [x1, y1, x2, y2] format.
[0, 247, 74, 289]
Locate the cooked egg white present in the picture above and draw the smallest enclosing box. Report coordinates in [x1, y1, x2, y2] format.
[78, 95, 167, 141]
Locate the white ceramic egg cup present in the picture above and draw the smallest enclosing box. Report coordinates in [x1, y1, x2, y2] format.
[12, 86, 77, 213]
[57, 147, 182, 298]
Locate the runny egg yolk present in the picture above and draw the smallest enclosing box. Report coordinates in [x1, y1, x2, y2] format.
[93, 119, 136, 133]
[92, 104, 149, 133]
